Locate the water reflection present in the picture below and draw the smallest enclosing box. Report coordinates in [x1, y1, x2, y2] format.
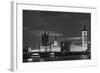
[24, 54, 90, 63]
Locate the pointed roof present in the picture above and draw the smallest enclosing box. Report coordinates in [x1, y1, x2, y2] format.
[83, 24, 87, 31]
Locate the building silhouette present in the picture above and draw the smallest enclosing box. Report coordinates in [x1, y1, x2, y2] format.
[41, 32, 49, 46]
[61, 41, 71, 52]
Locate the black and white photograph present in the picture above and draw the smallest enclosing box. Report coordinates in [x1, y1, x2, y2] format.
[9, 0, 98, 71]
[23, 10, 91, 63]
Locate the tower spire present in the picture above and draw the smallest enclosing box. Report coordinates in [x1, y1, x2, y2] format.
[83, 24, 86, 31]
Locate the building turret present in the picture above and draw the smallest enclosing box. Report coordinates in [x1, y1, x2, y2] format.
[41, 32, 49, 46]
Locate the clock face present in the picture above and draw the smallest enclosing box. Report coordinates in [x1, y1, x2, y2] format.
[82, 31, 87, 36]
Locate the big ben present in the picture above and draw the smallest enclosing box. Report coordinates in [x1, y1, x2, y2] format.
[82, 24, 88, 51]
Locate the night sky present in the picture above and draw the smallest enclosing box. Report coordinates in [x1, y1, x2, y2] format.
[23, 10, 91, 47]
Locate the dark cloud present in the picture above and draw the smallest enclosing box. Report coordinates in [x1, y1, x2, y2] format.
[23, 10, 91, 47]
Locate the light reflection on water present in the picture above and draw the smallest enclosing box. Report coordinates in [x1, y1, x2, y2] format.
[80, 55, 89, 59]
[25, 55, 90, 62]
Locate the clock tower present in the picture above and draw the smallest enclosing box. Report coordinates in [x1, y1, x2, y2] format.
[82, 24, 88, 51]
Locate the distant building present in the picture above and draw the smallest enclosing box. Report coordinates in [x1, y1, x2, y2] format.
[41, 32, 49, 46]
[51, 35, 60, 52]
[65, 37, 82, 52]
[53, 36, 58, 46]
[70, 44, 82, 52]
[60, 40, 71, 52]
